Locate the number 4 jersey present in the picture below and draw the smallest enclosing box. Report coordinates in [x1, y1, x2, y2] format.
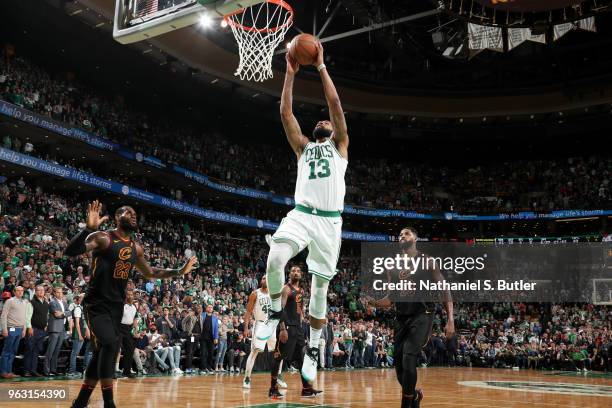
[86, 230, 137, 306]
[254, 288, 272, 322]
[295, 139, 347, 212]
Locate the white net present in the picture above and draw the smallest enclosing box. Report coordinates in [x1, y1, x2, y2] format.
[225, 0, 293, 82]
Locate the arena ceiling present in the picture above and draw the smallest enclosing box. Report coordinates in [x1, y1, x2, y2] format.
[6, 0, 612, 121]
[475, 0, 583, 12]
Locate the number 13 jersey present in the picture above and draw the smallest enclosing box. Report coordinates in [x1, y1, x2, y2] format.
[294, 139, 347, 212]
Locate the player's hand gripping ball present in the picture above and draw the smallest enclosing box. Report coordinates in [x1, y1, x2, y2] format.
[288, 33, 319, 66]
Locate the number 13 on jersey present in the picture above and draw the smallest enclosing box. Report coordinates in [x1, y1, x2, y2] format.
[309, 159, 331, 179]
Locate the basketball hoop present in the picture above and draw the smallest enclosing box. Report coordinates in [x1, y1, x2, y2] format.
[224, 0, 294, 82]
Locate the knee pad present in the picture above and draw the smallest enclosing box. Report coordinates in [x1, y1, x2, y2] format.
[266, 242, 295, 294]
[309, 276, 329, 320]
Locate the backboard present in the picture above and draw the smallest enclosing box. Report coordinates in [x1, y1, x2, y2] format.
[113, 0, 266, 44]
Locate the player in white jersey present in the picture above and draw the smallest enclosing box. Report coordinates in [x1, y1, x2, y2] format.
[242, 276, 285, 389]
[257, 40, 349, 388]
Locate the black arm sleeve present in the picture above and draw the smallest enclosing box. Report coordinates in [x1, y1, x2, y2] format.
[64, 229, 93, 256]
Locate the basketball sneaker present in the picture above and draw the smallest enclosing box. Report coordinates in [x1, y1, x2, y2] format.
[301, 386, 323, 398]
[268, 386, 285, 399]
[277, 375, 288, 389]
[243, 377, 251, 389]
[256, 310, 282, 341]
[301, 347, 319, 383]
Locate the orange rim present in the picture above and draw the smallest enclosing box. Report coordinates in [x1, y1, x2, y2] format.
[223, 0, 294, 34]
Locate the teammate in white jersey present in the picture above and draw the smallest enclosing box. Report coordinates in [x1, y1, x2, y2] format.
[257, 41, 349, 387]
[242, 276, 285, 389]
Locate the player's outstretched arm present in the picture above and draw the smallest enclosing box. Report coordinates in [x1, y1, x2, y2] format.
[243, 291, 257, 337]
[280, 54, 309, 158]
[362, 295, 393, 310]
[314, 42, 349, 159]
[65, 200, 110, 256]
[135, 245, 198, 279]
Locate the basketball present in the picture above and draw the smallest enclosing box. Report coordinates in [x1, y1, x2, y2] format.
[288, 33, 319, 66]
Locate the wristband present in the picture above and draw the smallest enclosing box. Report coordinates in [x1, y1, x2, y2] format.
[317, 63, 326, 72]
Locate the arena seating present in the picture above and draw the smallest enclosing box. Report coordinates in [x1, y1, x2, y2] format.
[1, 179, 610, 376]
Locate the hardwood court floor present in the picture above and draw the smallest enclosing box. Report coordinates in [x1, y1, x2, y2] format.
[0, 367, 610, 407]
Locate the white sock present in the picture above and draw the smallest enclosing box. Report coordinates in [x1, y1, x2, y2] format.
[309, 327, 322, 349]
[245, 351, 257, 378]
[271, 296, 282, 313]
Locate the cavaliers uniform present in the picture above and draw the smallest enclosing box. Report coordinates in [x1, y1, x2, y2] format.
[391, 251, 439, 408]
[276, 283, 306, 360]
[270, 283, 310, 389]
[84, 230, 137, 348]
[394, 301, 434, 377]
[393, 256, 435, 378]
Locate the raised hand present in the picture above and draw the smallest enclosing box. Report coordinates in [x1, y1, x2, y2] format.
[86, 200, 109, 231]
[286, 53, 299, 75]
[314, 40, 324, 67]
[181, 256, 198, 275]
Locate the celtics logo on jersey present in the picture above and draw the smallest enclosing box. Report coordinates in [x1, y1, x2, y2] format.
[295, 139, 347, 212]
[255, 289, 272, 321]
[304, 144, 333, 180]
[261, 303, 271, 316]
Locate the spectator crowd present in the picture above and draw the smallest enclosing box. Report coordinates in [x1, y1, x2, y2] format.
[0, 178, 610, 380]
[1, 50, 610, 214]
